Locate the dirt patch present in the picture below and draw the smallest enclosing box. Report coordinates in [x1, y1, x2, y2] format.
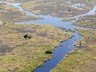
[11, 28, 37, 33]
[36, 32, 48, 37]
[0, 45, 13, 55]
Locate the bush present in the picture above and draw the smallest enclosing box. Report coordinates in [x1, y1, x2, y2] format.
[45, 50, 53, 54]
[23, 34, 31, 39]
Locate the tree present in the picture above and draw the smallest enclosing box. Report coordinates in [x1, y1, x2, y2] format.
[23, 34, 31, 39]
[45, 50, 53, 54]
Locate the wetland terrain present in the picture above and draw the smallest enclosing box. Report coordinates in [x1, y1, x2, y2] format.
[0, 0, 96, 72]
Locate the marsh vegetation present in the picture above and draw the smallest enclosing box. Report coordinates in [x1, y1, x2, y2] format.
[0, 22, 72, 72]
[0, 0, 96, 72]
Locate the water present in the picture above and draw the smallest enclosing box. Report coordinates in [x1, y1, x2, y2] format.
[35, 31, 82, 72]
[0, 1, 79, 30]
[73, 3, 85, 7]
[71, 3, 85, 10]
[74, 5, 96, 20]
[0, 1, 95, 72]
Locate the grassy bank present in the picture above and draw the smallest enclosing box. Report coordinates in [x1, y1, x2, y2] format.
[0, 22, 72, 72]
[52, 25, 96, 72]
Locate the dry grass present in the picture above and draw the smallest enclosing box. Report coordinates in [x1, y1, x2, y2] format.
[76, 15, 96, 29]
[21, 0, 94, 18]
[52, 27, 96, 72]
[0, 2, 39, 22]
[0, 22, 72, 72]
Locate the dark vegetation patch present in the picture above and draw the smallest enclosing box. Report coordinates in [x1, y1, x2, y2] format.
[0, 45, 13, 55]
[45, 50, 53, 54]
[23, 34, 31, 39]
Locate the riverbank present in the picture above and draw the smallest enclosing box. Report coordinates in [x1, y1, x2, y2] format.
[51, 3, 96, 70]
[52, 29, 96, 72]
[0, 22, 72, 72]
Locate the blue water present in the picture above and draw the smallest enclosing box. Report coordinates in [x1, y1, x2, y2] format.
[35, 31, 82, 72]
[1, 1, 95, 72]
[73, 3, 85, 7]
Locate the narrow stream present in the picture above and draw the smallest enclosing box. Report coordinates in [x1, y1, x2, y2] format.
[0, 1, 96, 72]
[35, 31, 82, 72]
[74, 5, 96, 20]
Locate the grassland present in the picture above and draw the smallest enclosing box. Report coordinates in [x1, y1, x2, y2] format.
[75, 15, 96, 29]
[0, 21, 72, 72]
[21, 0, 94, 18]
[0, 2, 39, 22]
[0, 0, 96, 72]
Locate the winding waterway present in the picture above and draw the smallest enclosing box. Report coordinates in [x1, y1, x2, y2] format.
[35, 31, 82, 72]
[0, 1, 96, 72]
